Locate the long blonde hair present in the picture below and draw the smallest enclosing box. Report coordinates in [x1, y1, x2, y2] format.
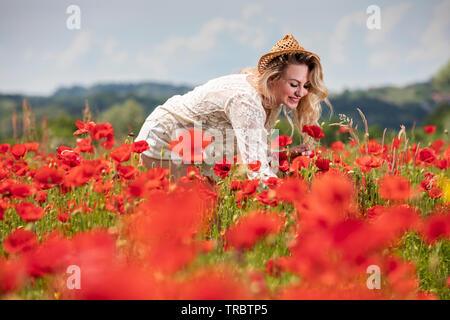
[240, 52, 331, 145]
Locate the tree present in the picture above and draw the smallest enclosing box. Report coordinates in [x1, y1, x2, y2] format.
[99, 99, 145, 139]
[432, 59, 450, 93]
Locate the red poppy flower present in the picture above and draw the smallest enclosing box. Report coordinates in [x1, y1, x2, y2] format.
[57, 147, 81, 167]
[378, 175, 414, 202]
[356, 155, 383, 173]
[263, 177, 282, 189]
[75, 138, 94, 154]
[291, 155, 312, 172]
[255, 190, 278, 207]
[271, 135, 293, 148]
[101, 136, 116, 150]
[3, 228, 38, 254]
[0, 257, 27, 293]
[224, 211, 286, 250]
[366, 205, 385, 220]
[0, 143, 10, 154]
[89, 123, 114, 140]
[308, 171, 356, 225]
[125, 187, 213, 274]
[237, 179, 260, 196]
[430, 140, 445, 154]
[418, 148, 436, 163]
[229, 179, 241, 191]
[339, 126, 351, 133]
[63, 160, 99, 188]
[424, 125, 436, 134]
[128, 168, 170, 197]
[116, 164, 137, 180]
[168, 128, 214, 163]
[132, 140, 150, 153]
[419, 213, 450, 245]
[15, 202, 45, 222]
[361, 139, 385, 156]
[437, 159, 448, 170]
[214, 159, 232, 179]
[111, 143, 133, 163]
[57, 210, 71, 223]
[34, 190, 47, 203]
[315, 158, 331, 171]
[74, 120, 96, 135]
[331, 141, 345, 152]
[302, 125, 325, 139]
[177, 267, 252, 300]
[13, 162, 28, 177]
[266, 258, 282, 278]
[391, 138, 402, 150]
[89, 123, 115, 149]
[94, 179, 113, 194]
[180, 166, 206, 183]
[278, 160, 290, 172]
[10, 183, 34, 199]
[24, 142, 39, 152]
[248, 160, 261, 172]
[275, 177, 307, 203]
[34, 166, 64, 187]
[0, 199, 7, 221]
[10, 144, 27, 159]
[426, 187, 442, 199]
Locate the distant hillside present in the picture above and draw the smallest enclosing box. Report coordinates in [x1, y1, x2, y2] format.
[326, 80, 434, 130]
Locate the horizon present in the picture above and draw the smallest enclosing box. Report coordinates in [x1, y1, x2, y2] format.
[1, 0, 449, 97]
[0, 71, 438, 98]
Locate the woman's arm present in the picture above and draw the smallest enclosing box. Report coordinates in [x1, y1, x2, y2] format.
[288, 144, 313, 160]
[225, 93, 278, 182]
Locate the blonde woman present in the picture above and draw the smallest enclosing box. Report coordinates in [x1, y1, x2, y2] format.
[135, 34, 330, 183]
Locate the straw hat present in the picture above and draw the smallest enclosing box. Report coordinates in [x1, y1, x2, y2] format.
[257, 34, 320, 74]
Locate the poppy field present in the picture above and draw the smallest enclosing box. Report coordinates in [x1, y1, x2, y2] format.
[0, 118, 449, 300]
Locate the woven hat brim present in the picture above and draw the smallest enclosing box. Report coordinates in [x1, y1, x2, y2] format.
[258, 49, 321, 74]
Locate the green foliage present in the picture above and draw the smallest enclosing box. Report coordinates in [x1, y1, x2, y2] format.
[99, 98, 145, 139]
[432, 59, 450, 93]
[423, 102, 450, 136]
[47, 114, 79, 149]
[0, 99, 16, 139]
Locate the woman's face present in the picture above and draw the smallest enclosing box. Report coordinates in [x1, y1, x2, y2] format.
[270, 64, 310, 110]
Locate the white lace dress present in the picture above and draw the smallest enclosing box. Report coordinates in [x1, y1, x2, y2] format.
[135, 73, 283, 182]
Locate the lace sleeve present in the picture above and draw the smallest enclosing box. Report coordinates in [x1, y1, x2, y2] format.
[225, 93, 278, 182]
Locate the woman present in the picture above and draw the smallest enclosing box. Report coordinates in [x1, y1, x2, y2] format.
[135, 34, 329, 183]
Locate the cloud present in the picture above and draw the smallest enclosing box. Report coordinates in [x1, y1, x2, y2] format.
[23, 48, 33, 62]
[135, 15, 266, 77]
[102, 37, 118, 56]
[368, 50, 397, 68]
[329, 11, 365, 64]
[365, 3, 411, 46]
[57, 31, 92, 69]
[242, 3, 263, 20]
[111, 51, 128, 64]
[405, 0, 450, 64]
[101, 37, 128, 65]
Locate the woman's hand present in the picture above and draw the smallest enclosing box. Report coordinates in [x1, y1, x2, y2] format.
[288, 144, 312, 160]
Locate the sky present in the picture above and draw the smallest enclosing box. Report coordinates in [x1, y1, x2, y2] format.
[0, 0, 449, 96]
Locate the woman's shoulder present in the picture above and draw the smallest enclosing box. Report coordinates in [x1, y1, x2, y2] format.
[202, 73, 248, 88]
